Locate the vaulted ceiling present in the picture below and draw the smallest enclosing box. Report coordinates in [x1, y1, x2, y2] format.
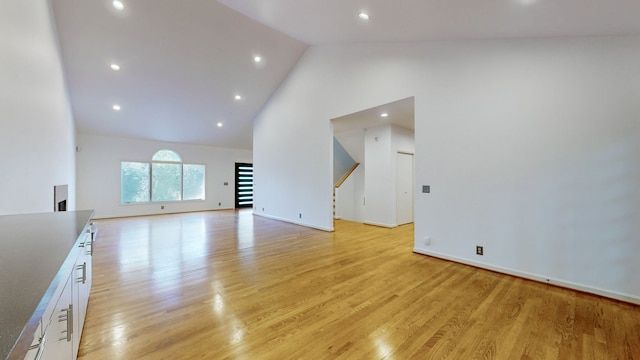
[51, 0, 640, 150]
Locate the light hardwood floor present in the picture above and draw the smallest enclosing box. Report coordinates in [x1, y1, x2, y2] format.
[78, 210, 640, 359]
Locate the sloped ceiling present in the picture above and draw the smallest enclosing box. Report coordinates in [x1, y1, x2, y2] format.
[50, 0, 640, 149]
[51, 0, 307, 149]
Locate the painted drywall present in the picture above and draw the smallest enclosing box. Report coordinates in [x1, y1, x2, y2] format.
[391, 126, 415, 155]
[362, 125, 415, 227]
[334, 128, 365, 163]
[253, 36, 640, 302]
[334, 164, 364, 223]
[363, 125, 395, 227]
[334, 129, 365, 223]
[392, 126, 415, 225]
[0, 1, 76, 215]
[76, 134, 252, 218]
[333, 137, 355, 185]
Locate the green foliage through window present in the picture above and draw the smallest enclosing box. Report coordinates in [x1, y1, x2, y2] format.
[184, 164, 206, 200]
[152, 162, 182, 202]
[121, 162, 150, 203]
[121, 150, 205, 204]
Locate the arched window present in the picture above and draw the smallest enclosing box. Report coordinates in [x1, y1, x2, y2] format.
[151, 150, 183, 202]
[152, 149, 181, 162]
[121, 150, 205, 204]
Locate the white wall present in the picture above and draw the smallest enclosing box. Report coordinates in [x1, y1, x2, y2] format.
[334, 129, 365, 223]
[392, 126, 415, 155]
[253, 36, 640, 303]
[364, 125, 394, 226]
[76, 134, 252, 218]
[334, 164, 364, 222]
[392, 126, 415, 225]
[0, 1, 76, 215]
[334, 129, 365, 163]
[333, 137, 355, 184]
[363, 125, 415, 227]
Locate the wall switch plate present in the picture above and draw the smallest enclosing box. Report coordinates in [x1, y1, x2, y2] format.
[422, 185, 430, 193]
[224, 182, 229, 186]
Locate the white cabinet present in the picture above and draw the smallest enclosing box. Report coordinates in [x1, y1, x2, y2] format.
[40, 274, 73, 360]
[72, 231, 92, 357]
[23, 322, 43, 360]
[22, 228, 93, 360]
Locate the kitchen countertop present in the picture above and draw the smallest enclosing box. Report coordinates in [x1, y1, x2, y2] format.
[0, 210, 94, 360]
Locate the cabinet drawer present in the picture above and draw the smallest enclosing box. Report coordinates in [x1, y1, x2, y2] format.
[23, 320, 42, 360]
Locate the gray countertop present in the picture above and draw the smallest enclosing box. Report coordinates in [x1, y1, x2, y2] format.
[0, 210, 94, 360]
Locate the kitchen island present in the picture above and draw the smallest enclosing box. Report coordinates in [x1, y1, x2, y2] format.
[0, 210, 94, 360]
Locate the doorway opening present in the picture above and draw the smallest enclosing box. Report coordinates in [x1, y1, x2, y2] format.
[331, 96, 415, 228]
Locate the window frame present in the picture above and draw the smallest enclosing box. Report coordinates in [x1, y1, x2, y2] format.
[120, 150, 206, 205]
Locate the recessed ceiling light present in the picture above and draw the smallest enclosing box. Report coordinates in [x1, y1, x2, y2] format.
[112, 104, 121, 111]
[217, 122, 223, 128]
[235, 94, 242, 101]
[380, 113, 388, 118]
[358, 12, 370, 20]
[110, 63, 120, 71]
[254, 56, 262, 63]
[112, 0, 124, 10]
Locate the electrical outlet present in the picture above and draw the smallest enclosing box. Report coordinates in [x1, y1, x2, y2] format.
[218, 202, 221, 206]
[425, 236, 431, 245]
[161, 205, 165, 210]
[299, 213, 302, 219]
[476, 246, 483, 256]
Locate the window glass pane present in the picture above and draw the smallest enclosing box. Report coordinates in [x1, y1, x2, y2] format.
[121, 162, 150, 203]
[152, 163, 182, 201]
[183, 164, 205, 200]
[152, 149, 181, 162]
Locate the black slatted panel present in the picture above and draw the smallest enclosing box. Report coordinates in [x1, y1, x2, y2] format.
[235, 163, 253, 208]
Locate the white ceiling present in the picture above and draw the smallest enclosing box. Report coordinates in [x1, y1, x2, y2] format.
[219, 0, 640, 44]
[50, 0, 640, 149]
[51, 0, 307, 149]
[332, 97, 415, 135]
[333, 97, 415, 163]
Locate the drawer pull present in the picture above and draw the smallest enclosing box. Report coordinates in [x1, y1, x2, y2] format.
[77, 263, 87, 284]
[58, 305, 73, 342]
[28, 336, 47, 360]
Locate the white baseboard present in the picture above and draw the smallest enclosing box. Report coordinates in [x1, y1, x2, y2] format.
[363, 221, 397, 228]
[254, 212, 334, 232]
[413, 248, 640, 305]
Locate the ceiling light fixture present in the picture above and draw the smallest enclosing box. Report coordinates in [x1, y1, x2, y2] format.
[217, 122, 223, 128]
[112, 104, 121, 111]
[110, 63, 120, 71]
[380, 113, 389, 118]
[112, 0, 124, 10]
[358, 12, 370, 20]
[234, 95, 242, 100]
[254, 56, 262, 63]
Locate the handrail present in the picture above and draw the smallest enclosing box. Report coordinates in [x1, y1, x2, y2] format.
[335, 163, 360, 188]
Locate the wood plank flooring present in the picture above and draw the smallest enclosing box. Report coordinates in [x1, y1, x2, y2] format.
[78, 210, 640, 359]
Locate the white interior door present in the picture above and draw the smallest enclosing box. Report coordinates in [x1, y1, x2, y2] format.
[396, 152, 414, 225]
